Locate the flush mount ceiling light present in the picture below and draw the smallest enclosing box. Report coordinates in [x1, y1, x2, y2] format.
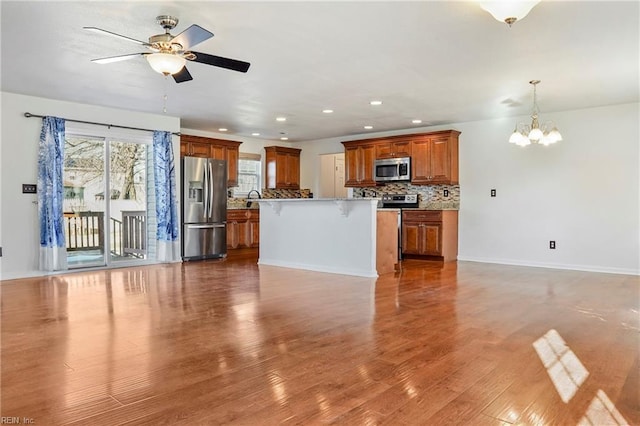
[276, 117, 287, 122]
[364, 125, 373, 130]
[322, 109, 334, 114]
[509, 80, 562, 147]
[479, 0, 540, 27]
[218, 128, 228, 132]
[370, 100, 383, 106]
[146, 52, 186, 75]
[412, 119, 422, 124]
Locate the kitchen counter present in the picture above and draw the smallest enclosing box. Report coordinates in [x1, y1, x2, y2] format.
[255, 198, 381, 277]
[227, 204, 260, 210]
[404, 206, 459, 211]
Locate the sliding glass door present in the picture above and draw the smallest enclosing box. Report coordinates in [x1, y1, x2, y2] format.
[63, 135, 148, 268]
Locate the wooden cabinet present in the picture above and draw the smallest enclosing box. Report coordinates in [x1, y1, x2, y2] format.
[401, 210, 458, 261]
[342, 130, 459, 187]
[410, 130, 460, 185]
[180, 135, 242, 187]
[343, 142, 377, 187]
[376, 139, 412, 159]
[227, 209, 259, 249]
[265, 146, 301, 189]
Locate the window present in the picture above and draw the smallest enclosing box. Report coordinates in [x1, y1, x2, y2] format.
[236, 153, 262, 197]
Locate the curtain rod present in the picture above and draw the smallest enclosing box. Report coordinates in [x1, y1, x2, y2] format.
[23, 112, 181, 136]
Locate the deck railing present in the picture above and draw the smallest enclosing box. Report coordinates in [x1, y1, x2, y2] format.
[122, 211, 146, 257]
[64, 211, 146, 258]
[64, 211, 104, 252]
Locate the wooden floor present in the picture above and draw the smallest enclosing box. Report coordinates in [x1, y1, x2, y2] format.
[1, 256, 638, 425]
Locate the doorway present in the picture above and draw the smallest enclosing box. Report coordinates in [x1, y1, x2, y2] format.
[319, 153, 348, 198]
[63, 135, 149, 268]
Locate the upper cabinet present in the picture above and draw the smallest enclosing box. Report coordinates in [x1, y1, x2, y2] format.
[343, 142, 377, 187]
[375, 139, 412, 159]
[410, 130, 460, 185]
[342, 130, 459, 187]
[180, 135, 242, 187]
[265, 146, 301, 189]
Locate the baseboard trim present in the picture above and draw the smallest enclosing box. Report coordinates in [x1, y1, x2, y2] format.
[456, 256, 640, 276]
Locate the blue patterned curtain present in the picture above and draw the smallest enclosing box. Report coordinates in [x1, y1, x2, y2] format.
[153, 131, 180, 261]
[38, 116, 68, 271]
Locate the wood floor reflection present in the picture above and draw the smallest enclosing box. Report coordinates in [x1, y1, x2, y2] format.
[1, 257, 638, 425]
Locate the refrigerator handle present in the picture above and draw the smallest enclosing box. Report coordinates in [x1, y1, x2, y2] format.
[203, 160, 209, 219]
[208, 161, 214, 220]
[186, 223, 225, 229]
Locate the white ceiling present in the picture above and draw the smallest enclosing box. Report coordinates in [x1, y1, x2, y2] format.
[1, 1, 638, 142]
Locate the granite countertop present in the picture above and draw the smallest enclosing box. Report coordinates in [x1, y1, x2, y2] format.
[228, 199, 458, 210]
[406, 205, 459, 211]
[255, 198, 380, 202]
[228, 204, 260, 210]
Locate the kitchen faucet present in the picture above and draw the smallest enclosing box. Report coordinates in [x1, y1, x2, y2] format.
[246, 190, 262, 207]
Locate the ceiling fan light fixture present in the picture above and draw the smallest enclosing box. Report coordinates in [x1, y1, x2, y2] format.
[146, 53, 186, 75]
[479, 1, 540, 26]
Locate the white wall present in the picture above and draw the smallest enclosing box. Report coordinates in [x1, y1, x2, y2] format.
[0, 92, 181, 280]
[294, 103, 640, 275]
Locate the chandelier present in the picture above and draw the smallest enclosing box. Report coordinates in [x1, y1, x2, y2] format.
[509, 80, 562, 147]
[479, 1, 540, 27]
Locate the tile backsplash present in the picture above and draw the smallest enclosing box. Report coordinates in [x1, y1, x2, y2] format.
[262, 188, 311, 199]
[353, 183, 460, 210]
[227, 188, 312, 209]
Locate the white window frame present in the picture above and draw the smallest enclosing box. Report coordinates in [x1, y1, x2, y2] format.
[235, 152, 262, 197]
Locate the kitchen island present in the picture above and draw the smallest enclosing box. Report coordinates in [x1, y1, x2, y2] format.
[256, 198, 396, 277]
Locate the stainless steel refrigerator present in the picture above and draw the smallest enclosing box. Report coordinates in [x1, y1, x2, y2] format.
[181, 157, 227, 260]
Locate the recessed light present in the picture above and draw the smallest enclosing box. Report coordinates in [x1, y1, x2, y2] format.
[322, 109, 334, 114]
[280, 137, 289, 141]
[364, 125, 373, 130]
[218, 128, 228, 132]
[251, 132, 260, 136]
[370, 100, 383, 106]
[276, 117, 287, 122]
[411, 120, 422, 124]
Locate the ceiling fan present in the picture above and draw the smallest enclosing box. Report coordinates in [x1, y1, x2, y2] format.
[84, 15, 250, 83]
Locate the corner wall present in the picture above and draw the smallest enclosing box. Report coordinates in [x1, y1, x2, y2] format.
[0, 92, 181, 280]
[294, 102, 640, 275]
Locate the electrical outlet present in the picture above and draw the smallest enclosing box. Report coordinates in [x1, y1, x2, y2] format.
[443, 189, 449, 198]
[550, 241, 556, 249]
[490, 189, 496, 197]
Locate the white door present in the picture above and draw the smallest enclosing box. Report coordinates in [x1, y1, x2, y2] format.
[319, 153, 347, 198]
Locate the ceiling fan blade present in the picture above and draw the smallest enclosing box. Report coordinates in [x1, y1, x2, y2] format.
[91, 53, 145, 64]
[188, 51, 251, 73]
[171, 24, 213, 50]
[84, 27, 151, 47]
[173, 66, 193, 83]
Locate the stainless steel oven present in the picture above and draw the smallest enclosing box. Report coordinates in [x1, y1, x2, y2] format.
[379, 194, 418, 259]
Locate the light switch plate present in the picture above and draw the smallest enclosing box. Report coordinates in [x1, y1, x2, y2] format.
[22, 184, 37, 194]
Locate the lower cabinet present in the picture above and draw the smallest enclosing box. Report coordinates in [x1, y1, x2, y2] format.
[401, 210, 458, 261]
[227, 209, 259, 249]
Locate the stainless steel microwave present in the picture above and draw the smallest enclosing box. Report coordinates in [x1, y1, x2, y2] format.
[374, 157, 411, 182]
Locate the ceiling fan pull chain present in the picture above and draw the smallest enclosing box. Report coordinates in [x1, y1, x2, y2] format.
[162, 75, 169, 114]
